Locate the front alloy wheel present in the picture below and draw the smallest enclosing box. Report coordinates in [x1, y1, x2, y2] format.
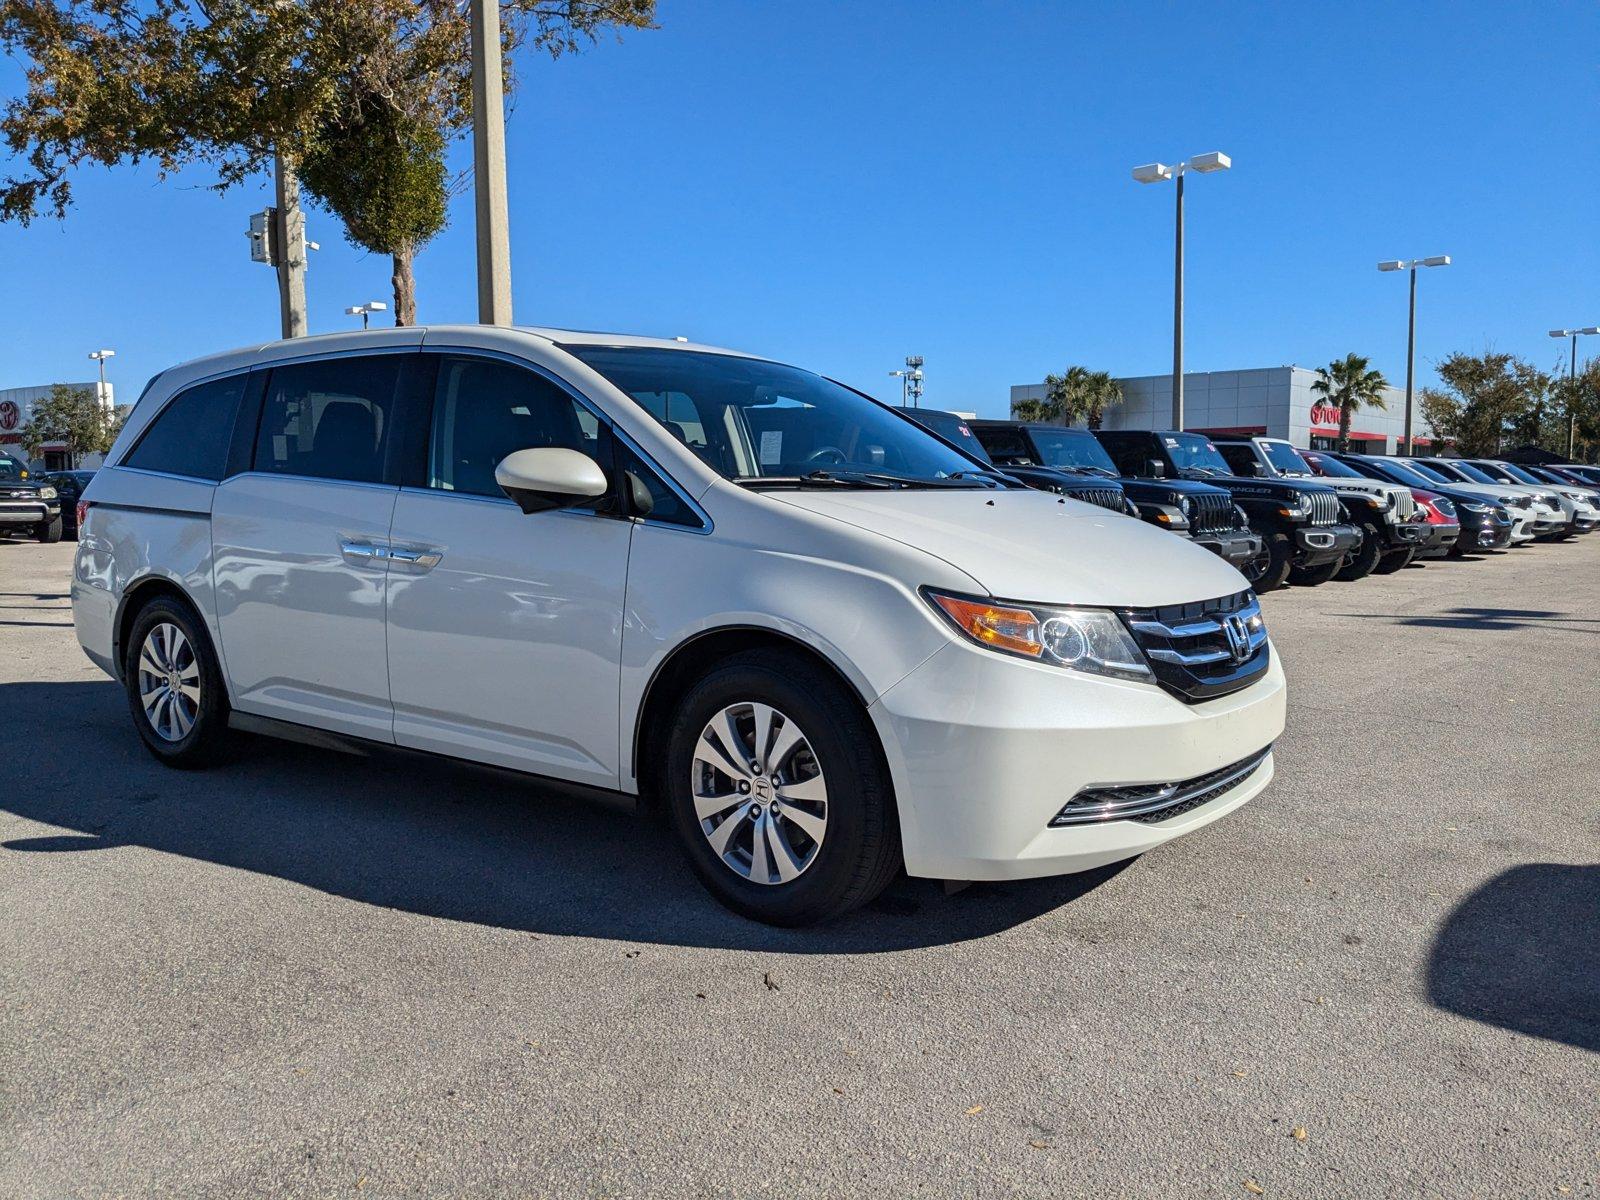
[692, 702, 828, 885]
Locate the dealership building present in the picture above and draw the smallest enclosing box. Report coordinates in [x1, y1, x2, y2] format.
[1009, 366, 1440, 455]
[0, 381, 116, 470]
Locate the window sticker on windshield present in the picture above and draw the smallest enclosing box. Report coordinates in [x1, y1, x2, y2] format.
[759, 430, 783, 465]
[1163, 437, 1179, 447]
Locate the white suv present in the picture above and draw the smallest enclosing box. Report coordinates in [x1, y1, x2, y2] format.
[72, 327, 1285, 924]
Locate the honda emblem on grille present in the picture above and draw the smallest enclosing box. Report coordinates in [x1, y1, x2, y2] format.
[1224, 615, 1251, 664]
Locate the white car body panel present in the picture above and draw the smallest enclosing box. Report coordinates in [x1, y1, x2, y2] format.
[74, 325, 1288, 885]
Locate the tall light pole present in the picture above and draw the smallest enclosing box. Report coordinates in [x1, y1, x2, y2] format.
[470, 0, 512, 325]
[345, 301, 389, 330]
[1132, 152, 1231, 430]
[889, 355, 925, 407]
[88, 349, 115, 400]
[1548, 326, 1600, 458]
[1378, 256, 1450, 455]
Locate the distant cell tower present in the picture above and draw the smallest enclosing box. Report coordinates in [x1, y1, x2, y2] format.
[890, 355, 925, 407]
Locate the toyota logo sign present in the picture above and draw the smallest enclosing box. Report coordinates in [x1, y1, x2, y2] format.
[0, 401, 18, 431]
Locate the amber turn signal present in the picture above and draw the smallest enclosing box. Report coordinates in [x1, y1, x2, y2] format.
[928, 593, 1042, 657]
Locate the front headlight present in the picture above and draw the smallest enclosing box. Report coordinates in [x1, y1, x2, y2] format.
[1459, 501, 1490, 514]
[1179, 496, 1196, 520]
[38, 486, 58, 500]
[925, 591, 1152, 683]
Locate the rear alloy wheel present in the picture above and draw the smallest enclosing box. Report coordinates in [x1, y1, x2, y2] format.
[664, 650, 900, 925]
[1334, 528, 1383, 581]
[1373, 546, 1416, 575]
[124, 597, 231, 767]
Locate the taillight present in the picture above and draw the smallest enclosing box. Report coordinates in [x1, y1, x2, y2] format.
[76, 499, 89, 528]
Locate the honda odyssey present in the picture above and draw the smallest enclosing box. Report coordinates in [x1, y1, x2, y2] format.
[72, 327, 1286, 924]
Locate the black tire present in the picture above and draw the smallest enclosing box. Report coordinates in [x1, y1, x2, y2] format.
[1252, 533, 1293, 593]
[1334, 528, 1383, 582]
[1288, 559, 1341, 587]
[123, 595, 232, 768]
[36, 515, 62, 543]
[1373, 546, 1416, 575]
[663, 648, 900, 926]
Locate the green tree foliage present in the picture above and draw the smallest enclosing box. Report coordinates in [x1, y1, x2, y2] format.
[1015, 367, 1122, 427]
[1, 0, 656, 320]
[1419, 352, 1548, 457]
[16, 384, 127, 465]
[1310, 353, 1388, 452]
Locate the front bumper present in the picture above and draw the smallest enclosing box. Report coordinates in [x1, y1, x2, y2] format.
[1508, 513, 1536, 543]
[869, 639, 1287, 881]
[1193, 527, 1265, 570]
[1413, 523, 1460, 558]
[0, 500, 58, 526]
[1293, 522, 1362, 567]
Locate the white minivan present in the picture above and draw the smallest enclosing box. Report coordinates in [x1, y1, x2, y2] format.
[72, 327, 1285, 924]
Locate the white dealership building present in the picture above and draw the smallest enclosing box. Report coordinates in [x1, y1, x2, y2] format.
[1010, 366, 1441, 455]
[0, 381, 116, 470]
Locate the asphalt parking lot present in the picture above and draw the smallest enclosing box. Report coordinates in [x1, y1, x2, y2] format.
[2, 538, 1596, 1198]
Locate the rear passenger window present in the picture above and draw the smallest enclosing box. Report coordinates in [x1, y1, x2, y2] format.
[254, 356, 406, 484]
[124, 375, 246, 481]
[427, 357, 608, 498]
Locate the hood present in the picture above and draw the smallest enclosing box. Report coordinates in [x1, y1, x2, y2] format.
[1120, 476, 1231, 504]
[1190, 473, 1336, 504]
[768, 488, 1249, 608]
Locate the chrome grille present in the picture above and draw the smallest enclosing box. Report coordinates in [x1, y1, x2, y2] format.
[1307, 490, 1341, 526]
[1190, 492, 1236, 535]
[1051, 747, 1273, 827]
[1391, 489, 1416, 520]
[1121, 590, 1270, 703]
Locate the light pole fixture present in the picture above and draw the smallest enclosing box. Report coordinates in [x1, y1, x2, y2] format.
[1548, 326, 1600, 458]
[1378, 256, 1451, 455]
[88, 349, 115, 398]
[345, 301, 389, 330]
[889, 355, 925, 407]
[1132, 151, 1231, 430]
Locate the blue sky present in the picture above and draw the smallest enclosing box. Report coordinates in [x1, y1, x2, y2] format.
[2, 1, 1596, 415]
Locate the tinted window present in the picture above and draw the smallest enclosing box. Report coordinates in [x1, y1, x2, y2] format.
[1216, 443, 1258, 474]
[428, 356, 606, 498]
[1302, 452, 1363, 479]
[254, 356, 406, 484]
[0, 452, 30, 480]
[1024, 429, 1120, 475]
[904, 411, 991, 462]
[125, 375, 246, 481]
[1262, 441, 1312, 475]
[1167, 434, 1234, 476]
[974, 428, 1035, 464]
[618, 443, 699, 527]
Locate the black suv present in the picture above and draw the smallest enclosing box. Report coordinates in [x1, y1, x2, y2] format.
[1094, 429, 1362, 591]
[896, 409, 1134, 517]
[0, 448, 63, 543]
[967, 420, 1265, 575]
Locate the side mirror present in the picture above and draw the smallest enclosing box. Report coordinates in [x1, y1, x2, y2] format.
[1145, 457, 1167, 478]
[495, 448, 609, 515]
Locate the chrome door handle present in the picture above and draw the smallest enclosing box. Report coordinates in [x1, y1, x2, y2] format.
[340, 539, 386, 565]
[388, 547, 443, 570]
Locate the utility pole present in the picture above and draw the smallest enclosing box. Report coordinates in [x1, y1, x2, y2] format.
[274, 155, 309, 339]
[1378, 256, 1449, 454]
[1549, 327, 1600, 458]
[471, 0, 513, 325]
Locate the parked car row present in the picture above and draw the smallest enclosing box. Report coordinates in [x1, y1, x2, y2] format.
[900, 414, 1597, 593]
[62, 330, 1593, 925]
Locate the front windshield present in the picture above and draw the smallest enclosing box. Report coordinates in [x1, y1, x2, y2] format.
[1303, 452, 1364, 479]
[1167, 433, 1234, 476]
[1365, 457, 1439, 487]
[565, 346, 988, 486]
[905, 411, 992, 463]
[1444, 460, 1498, 484]
[1028, 430, 1120, 475]
[1494, 462, 1543, 485]
[1262, 441, 1312, 475]
[0, 452, 30, 480]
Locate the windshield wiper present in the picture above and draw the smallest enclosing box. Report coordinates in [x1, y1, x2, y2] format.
[1065, 465, 1119, 478]
[735, 469, 991, 490]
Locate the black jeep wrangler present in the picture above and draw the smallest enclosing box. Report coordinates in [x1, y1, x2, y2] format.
[967, 421, 1265, 575]
[1093, 429, 1362, 591]
[0, 448, 63, 543]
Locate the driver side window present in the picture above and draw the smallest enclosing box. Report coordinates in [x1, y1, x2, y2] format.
[428, 356, 607, 498]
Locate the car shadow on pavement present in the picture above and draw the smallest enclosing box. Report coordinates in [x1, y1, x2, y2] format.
[1334, 606, 1600, 634]
[0, 681, 1122, 953]
[1427, 863, 1600, 1053]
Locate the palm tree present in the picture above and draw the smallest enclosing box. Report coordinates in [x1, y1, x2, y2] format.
[1011, 396, 1057, 422]
[1042, 366, 1125, 428]
[1312, 354, 1389, 451]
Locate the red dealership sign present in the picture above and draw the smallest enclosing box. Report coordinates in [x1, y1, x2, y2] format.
[1310, 399, 1340, 425]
